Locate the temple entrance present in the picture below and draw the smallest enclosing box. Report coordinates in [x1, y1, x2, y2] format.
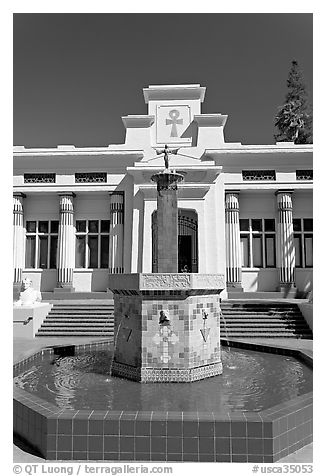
[152, 209, 198, 272]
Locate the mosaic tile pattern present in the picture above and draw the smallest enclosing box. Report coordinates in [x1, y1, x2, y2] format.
[111, 361, 223, 382]
[13, 340, 313, 462]
[112, 292, 223, 382]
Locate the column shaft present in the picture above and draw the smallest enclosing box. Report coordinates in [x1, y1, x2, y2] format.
[276, 191, 295, 286]
[56, 193, 75, 289]
[225, 192, 242, 288]
[13, 193, 25, 286]
[109, 192, 124, 273]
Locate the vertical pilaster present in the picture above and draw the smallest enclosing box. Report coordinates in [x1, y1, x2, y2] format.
[13, 193, 25, 293]
[109, 192, 124, 273]
[56, 193, 75, 291]
[225, 191, 243, 290]
[276, 191, 296, 293]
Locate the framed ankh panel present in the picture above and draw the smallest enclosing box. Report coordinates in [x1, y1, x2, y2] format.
[156, 105, 192, 146]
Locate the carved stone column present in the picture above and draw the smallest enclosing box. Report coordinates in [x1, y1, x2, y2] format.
[151, 171, 184, 273]
[109, 192, 124, 273]
[276, 191, 296, 295]
[55, 193, 75, 292]
[225, 191, 243, 291]
[13, 193, 25, 297]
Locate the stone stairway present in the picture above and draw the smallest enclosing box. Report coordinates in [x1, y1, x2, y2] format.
[220, 301, 313, 339]
[36, 299, 312, 339]
[36, 301, 115, 337]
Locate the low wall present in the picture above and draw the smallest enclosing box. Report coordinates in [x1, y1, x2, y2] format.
[298, 303, 313, 331]
[13, 340, 313, 463]
[13, 303, 53, 338]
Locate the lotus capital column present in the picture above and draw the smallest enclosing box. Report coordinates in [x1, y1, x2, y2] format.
[109, 192, 124, 273]
[13, 193, 26, 297]
[225, 191, 243, 291]
[276, 190, 296, 295]
[55, 192, 75, 292]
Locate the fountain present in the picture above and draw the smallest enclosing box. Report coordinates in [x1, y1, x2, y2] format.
[108, 145, 224, 382]
[13, 148, 313, 462]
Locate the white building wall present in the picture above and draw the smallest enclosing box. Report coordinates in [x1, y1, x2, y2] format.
[292, 191, 313, 217]
[239, 191, 276, 217]
[292, 190, 313, 294]
[73, 194, 110, 292]
[142, 199, 157, 272]
[23, 195, 59, 291]
[238, 192, 278, 292]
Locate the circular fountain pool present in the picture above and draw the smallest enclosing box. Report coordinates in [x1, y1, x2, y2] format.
[14, 345, 312, 413]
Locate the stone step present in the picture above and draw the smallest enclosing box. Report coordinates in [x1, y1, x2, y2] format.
[220, 334, 312, 339]
[220, 329, 311, 337]
[221, 322, 307, 329]
[47, 312, 114, 316]
[37, 325, 113, 330]
[44, 317, 114, 322]
[221, 307, 301, 312]
[36, 331, 114, 336]
[48, 307, 114, 311]
[42, 292, 113, 301]
[221, 312, 302, 316]
[221, 316, 304, 321]
[225, 292, 284, 299]
[221, 320, 307, 326]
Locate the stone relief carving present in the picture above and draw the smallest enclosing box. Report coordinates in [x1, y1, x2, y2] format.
[193, 274, 225, 289]
[142, 273, 191, 289]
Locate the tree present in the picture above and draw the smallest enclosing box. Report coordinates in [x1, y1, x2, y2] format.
[274, 60, 312, 144]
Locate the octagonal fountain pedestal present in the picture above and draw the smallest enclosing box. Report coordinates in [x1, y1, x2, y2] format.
[109, 272, 224, 382]
[108, 160, 225, 382]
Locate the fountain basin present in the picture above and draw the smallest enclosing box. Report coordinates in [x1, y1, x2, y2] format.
[13, 340, 312, 462]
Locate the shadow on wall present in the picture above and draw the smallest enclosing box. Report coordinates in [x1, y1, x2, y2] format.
[22, 270, 57, 292]
[91, 270, 110, 292]
[242, 269, 279, 292]
[295, 270, 313, 298]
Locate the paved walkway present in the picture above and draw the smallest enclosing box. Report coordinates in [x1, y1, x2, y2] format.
[13, 335, 313, 464]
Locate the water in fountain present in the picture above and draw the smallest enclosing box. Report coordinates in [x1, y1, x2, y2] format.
[220, 306, 231, 351]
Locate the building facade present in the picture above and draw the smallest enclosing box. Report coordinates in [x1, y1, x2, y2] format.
[13, 84, 313, 298]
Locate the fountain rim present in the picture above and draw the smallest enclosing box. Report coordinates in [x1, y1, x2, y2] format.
[13, 339, 313, 411]
[13, 339, 312, 462]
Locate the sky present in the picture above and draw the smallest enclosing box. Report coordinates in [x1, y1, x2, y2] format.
[13, 13, 312, 148]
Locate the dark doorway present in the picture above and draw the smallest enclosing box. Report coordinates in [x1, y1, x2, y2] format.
[152, 209, 198, 273]
[178, 235, 192, 272]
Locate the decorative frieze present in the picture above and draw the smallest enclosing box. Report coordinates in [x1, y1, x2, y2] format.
[142, 273, 191, 289]
[296, 169, 313, 181]
[24, 173, 55, 183]
[242, 170, 276, 181]
[75, 172, 107, 183]
[112, 361, 223, 383]
[109, 273, 225, 292]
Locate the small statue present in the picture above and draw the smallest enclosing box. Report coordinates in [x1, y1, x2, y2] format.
[159, 310, 170, 325]
[156, 145, 179, 170]
[14, 278, 42, 307]
[181, 264, 189, 273]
